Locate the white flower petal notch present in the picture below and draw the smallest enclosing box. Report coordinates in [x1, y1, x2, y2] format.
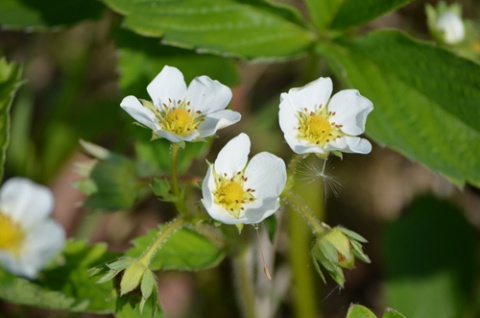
[202, 133, 287, 225]
[0, 178, 65, 279]
[279, 77, 374, 156]
[120, 65, 241, 143]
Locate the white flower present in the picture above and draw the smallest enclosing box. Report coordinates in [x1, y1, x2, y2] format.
[0, 178, 65, 278]
[121, 65, 241, 143]
[436, 11, 465, 44]
[202, 133, 287, 225]
[279, 77, 373, 156]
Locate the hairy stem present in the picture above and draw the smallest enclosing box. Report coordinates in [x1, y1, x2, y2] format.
[139, 217, 186, 266]
[283, 190, 325, 236]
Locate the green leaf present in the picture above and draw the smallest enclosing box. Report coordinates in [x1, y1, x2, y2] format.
[0, 240, 118, 313]
[103, 0, 314, 59]
[126, 225, 225, 271]
[0, 58, 22, 181]
[318, 30, 480, 187]
[382, 308, 406, 318]
[346, 304, 377, 318]
[383, 197, 476, 318]
[305, 0, 412, 31]
[75, 141, 139, 210]
[115, 289, 162, 318]
[0, 0, 104, 30]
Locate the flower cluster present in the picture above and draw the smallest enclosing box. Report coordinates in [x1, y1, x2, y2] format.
[0, 178, 65, 278]
[119, 66, 373, 286]
[121, 66, 374, 227]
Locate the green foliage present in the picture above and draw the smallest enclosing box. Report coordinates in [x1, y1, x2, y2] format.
[75, 140, 140, 211]
[383, 196, 476, 318]
[0, 0, 104, 30]
[126, 225, 225, 271]
[0, 58, 22, 181]
[306, 0, 412, 31]
[0, 240, 118, 313]
[135, 133, 211, 178]
[116, 29, 239, 99]
[103, 0, 314, 59]
[318, 30, 480, 187]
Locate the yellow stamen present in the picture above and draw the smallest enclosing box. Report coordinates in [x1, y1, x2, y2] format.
[213, 170, 255, 219]
[297, 105, 343, 146]
[143, 99, 204, 137]
[0, 212, 25, 256]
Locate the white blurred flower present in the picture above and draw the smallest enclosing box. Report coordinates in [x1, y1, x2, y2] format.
[202, 133, 286, 225]
[436, 11, 465, 44]
[279, 77, 373, 156]
[0, 178, 65, 278]
[121, 65, 241, 143]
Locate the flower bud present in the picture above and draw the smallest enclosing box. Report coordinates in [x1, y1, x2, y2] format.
[427, 2, 465, 45]
[311, 226, 370, 287]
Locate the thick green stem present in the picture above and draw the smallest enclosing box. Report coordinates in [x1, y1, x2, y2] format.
[232, 244, 258, 318]
[139, 217, 186, 266]
[285, 154, 325, 318]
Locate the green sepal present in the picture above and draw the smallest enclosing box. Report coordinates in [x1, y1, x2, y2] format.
[235, 223, 244, 234]
[107, 257, 135, 271]
[331, 150, 343, 159]
[346, 304, 377, 318]
[140, 270, 156, 301]
[338, 226, 368, 243]
[382, 307, 407, 318]
[350, 240, 371, 263]
[150, 178, 175, 202]
[120, 261, 147, 296]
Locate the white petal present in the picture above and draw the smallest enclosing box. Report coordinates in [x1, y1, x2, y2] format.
[147, 65, 187, 107]
[214, 133, 250, 177]
[21, 220, 65, 278]
[328, 90, 373, 136]
[436, 12, 465, 44]
[201, 165, 215, 212]
[242, 198, 280, 224]
[185, 76, 232, 114]
[197, 110, 241, 138]
[286, 77, 332, 112]
[203, 201, 243, 225]
[329, 136, 372, 154]
[120, 96, 158, 131]
[282, 133, 328, 155]
[0, 178, 53, 228]
[156, 129, 198, 143]
[244, 152, 286, 199]
[0, 251, 27, 277]
[278, 93, 299, 144]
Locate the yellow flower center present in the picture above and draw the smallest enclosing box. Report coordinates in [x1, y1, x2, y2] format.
[213, 170, 255, 219]
[0, 212, 25, 256]
[156, 99, 204, 137]
[297, 105, 343, 146]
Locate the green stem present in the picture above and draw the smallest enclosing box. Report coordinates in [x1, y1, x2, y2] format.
[283, 190, 325, 236]
[139, 217, 186, 266]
